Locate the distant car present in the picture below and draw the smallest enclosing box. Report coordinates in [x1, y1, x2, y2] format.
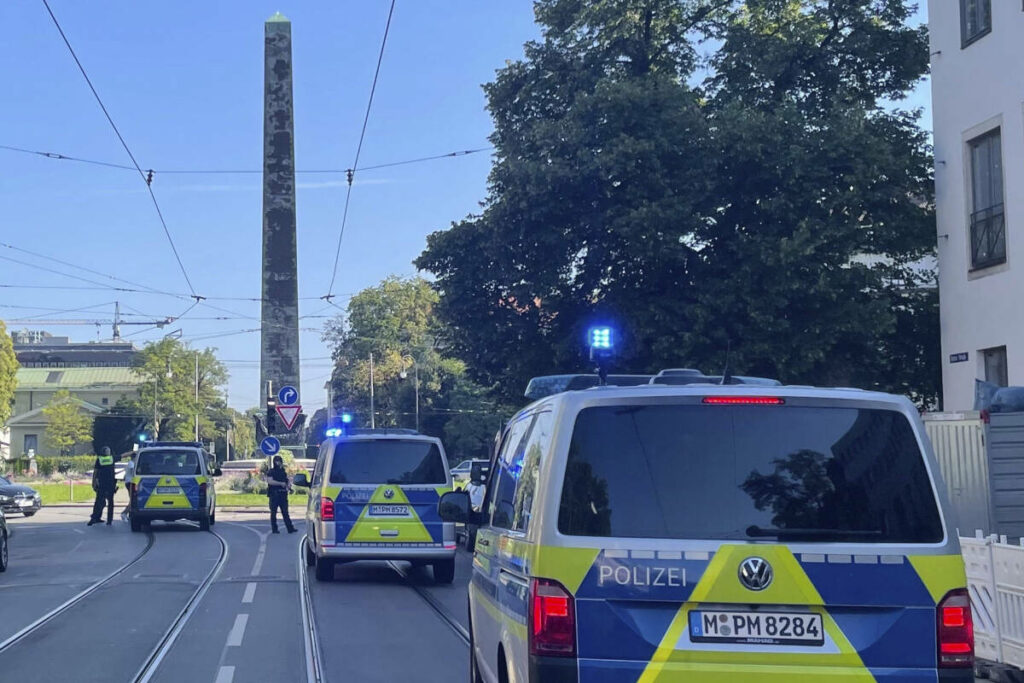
[0, 508, 7, 572]
[450, 459, 475, 482]
[0, 475, 41, 517]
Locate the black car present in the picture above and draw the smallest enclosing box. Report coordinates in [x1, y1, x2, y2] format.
[0, 476, 41, 517]
[0, 509, 8, 572]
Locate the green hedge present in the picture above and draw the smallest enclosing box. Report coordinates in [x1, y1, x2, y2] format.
[6, 456, 100, 477]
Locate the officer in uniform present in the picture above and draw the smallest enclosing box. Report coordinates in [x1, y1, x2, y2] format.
[265, 455, 297, 534]
[88, 447, 120, 526]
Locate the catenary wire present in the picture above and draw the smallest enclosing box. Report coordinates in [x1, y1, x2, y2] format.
[41, 0, 199, 299]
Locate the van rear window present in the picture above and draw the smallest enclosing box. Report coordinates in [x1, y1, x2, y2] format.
[329, 440, 447, 485]
[558, 404, 944, 543]
[137, 450, 201, 476]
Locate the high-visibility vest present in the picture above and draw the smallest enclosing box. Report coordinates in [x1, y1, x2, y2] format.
[98, 455, 114, 466]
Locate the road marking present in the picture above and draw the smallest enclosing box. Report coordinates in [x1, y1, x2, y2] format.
[242, 582, 256, 603]
[215, 665, 235, 683]
[226, 614, 249, 647]
[251, 543, 266, 575]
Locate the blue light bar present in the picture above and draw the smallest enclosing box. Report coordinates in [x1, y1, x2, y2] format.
[589, 326, 613, 350]
[341, 413, 353, 424]
[325, 428, 343, 437]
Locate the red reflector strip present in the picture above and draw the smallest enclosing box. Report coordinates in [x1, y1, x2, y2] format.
[941, 642, 972, 654]
[702, 396, 785, 405]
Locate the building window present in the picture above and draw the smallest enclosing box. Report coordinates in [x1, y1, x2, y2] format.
[24, 434, 38, 456]
[968, 128, 1005, 269]
[961, 0, 992, 47]
[983, 346, 1008, 387]
[102, 397, 109, 406]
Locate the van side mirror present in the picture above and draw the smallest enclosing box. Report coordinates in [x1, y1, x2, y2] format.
[470, 462, 488, 485]
[293, 472, 310, 488]
[439, 490, 472, 523]
[212, 468, 223, 477]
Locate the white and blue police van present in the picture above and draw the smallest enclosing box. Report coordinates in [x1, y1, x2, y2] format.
[440, 369, 973, 683]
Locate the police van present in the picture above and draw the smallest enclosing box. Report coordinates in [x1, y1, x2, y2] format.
[295, 430, 457, 583]
[129, 441, 220, 532]
[439, 377, 973, 683]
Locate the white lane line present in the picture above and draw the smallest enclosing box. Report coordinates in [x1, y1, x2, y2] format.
[226, 614, 249, 647]
[251, 544, 266, 576]
[242, 582, 257, 604]
[215, 666, 235, 683]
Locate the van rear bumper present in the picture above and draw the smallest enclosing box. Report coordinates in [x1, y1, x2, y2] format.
[316, 543, 456, 562]
[577, 661, 966, 681]
[131, 508, 203, 521]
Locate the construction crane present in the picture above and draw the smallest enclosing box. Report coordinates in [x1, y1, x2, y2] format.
[3, 302, 174, 340]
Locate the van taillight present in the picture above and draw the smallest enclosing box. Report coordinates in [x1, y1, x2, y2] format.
[937, 589, 974, 668]
[530, 578, 576, 657]
[320, 497, 335, 521]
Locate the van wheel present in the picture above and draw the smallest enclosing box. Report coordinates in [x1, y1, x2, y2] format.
[199, 513, 210, 532]
[433, 559, 455, 584]
[0, 532, 8, 573]
[130, 516, 141, 532]
[315, 556, 334, 582]
[305, 538, 316, 567]
[210, 511, 216, 526]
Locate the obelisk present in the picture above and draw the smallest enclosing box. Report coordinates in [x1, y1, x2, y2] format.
[261, 12, 300, 409]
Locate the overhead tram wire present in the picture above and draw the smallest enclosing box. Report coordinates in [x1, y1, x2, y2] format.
[1, 142, 493, 177]
[324, 0, 398, 302]
[40, 0, 200, 302]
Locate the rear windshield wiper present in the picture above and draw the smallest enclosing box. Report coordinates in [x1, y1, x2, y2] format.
[745, 525, 884, 540]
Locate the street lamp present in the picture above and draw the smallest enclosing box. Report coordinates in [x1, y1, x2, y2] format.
[400, 355, 419, 432]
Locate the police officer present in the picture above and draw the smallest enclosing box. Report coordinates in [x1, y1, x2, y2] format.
[265, 455, 297, 534]
[88, 447, 120, 526]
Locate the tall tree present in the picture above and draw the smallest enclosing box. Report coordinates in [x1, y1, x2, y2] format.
[0, 320, 17, 426]
[43, 389, 94, 456]
[323, 276, 508, 460]
[417, 0, 938, 405]
[132, 338, 230, 441]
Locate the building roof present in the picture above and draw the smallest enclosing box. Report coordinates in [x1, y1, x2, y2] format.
[15, 367, 145, 390]
[7, 399, 107, 427]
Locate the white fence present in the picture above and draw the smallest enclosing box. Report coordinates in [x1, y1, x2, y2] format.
[924, 412, 992, 535]
[961, 532, 1024, 669]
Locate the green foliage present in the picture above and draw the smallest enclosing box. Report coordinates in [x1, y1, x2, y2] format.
[130, 338, 230, 440]
[322, 277, 509, 459]
[6, 455, 98, 478]
[0, 320, 18, 426]
[43, 390, 95, 455]
[416, 0, 939, 406]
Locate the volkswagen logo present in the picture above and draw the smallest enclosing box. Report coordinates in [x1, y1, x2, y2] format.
[383, 488, 395, 500]
[738, 557, 773, 591]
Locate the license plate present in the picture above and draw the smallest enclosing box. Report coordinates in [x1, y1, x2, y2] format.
[689, 610, 824, 646]
[156, 486, 180, 494]
[18, 499, 33, 507]
[369, 504, 409, 516]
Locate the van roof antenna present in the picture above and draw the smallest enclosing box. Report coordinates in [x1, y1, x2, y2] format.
[720, 340, 733, 385]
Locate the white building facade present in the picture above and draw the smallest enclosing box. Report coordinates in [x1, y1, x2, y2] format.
[930, 0, 1024, 410]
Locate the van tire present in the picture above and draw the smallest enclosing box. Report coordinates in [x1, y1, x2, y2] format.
[468, 614, 483, 683]
[433, 559, 455, 584]
[130, 516, 141, 532]
[0, 532, 8, 573]
[210, 511, 216, 526]
[199, 513, 211, 532]
[305, 538, 316, 567]
[315, 556, 334, 582]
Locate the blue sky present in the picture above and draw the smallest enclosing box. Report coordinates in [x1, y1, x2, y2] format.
[0, 1, 929, 413]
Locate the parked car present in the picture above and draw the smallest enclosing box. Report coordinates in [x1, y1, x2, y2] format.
[0, 475, 41, 517]
[0, 508, 7, 572]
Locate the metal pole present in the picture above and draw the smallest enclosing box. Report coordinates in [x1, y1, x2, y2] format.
[369, 352, 375, 429]
[194, 351, 200, 441]
[153, 377, 159, 440]
[414, 361, 419, 432]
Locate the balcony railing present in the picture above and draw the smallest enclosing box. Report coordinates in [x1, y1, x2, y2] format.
[971, 203, 1005, 270]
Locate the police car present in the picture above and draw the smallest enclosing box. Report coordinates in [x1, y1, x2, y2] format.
[439, 374, 973, 683]
[295, 429, 457, 583]
[129, 441, 221, 532]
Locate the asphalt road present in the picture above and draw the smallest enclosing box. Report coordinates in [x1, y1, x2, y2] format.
[0, 507, 473, 683]
[0, 508, 989, 683]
